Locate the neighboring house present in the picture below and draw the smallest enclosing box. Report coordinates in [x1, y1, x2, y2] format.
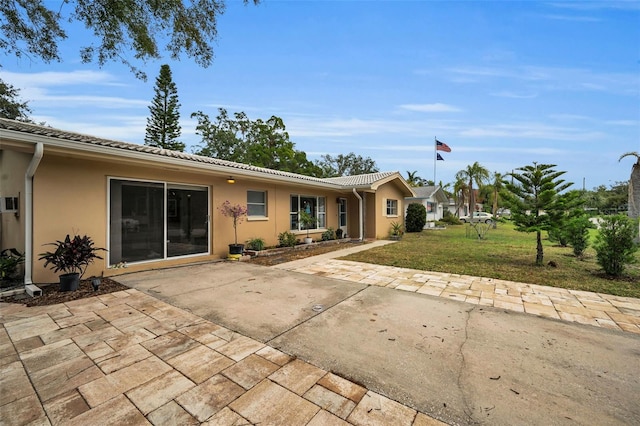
[0, 118, 414, 284]
[405, 186, 449, 224]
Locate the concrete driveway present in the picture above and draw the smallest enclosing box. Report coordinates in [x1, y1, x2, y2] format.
[118, 261, 640, 425]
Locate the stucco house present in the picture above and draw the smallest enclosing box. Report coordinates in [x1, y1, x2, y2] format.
[0, 118, 414, 284]
[405, 186, 449, 224]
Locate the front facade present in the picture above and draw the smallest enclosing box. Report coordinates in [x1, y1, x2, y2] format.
[405, 186, 449, 224]
[0, 119, 413, 284]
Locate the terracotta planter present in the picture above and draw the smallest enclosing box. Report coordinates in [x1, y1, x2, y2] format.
[59, 272, 80, 292]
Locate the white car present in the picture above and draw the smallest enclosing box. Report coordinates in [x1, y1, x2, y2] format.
[459, 212, 494, 223]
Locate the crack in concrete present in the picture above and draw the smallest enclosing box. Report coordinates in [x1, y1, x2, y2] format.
[266, 285, 370, 345]
[456, 305, 480, 425]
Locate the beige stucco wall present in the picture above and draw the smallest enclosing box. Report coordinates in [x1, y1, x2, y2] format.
[374, 182, 406, 239]
[0, 149, 29, 253]
[30, 152, 356, 283]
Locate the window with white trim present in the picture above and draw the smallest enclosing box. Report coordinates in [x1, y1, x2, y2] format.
[290, 195, 326, 231]
[247, 190, 267, 217]
[386, 199, 398, 216]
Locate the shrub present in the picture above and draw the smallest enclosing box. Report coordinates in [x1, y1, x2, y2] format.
[389, 221, 404, 237]
[548, 226, 569, 247]
[321, 227, 335, 241]
[278, 231, 297, 248]
[336, 228, 344, 239]
[566, 216, 595, 258]
[246, 237, 265, 251]
[440, 214, 461, 225]
[1, 248, 24, 282]
[405, 203, 426, 232]
[593, 215, 638, 276]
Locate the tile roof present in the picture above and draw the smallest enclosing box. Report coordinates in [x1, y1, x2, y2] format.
[323, 172, 399, 186]
[0, 118, 408, 192]
[0, 118, 335, 186]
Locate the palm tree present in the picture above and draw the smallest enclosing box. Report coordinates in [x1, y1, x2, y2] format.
[406, 170, 425, 187]
[619, 152, 639, 218]
[453, 177, 468, 216]
[619, 152, 640, 242]
[456, 162, 490, 215]
[492, 172, 504, 216]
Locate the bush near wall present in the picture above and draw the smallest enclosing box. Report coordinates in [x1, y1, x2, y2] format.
[405, 203, 427, 232]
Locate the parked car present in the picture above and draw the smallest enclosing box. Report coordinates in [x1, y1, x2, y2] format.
[459, 212, 494, 223]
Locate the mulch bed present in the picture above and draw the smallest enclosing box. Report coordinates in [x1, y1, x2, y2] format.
[1, 278, 129, 307]
[247, 241, 366, 266]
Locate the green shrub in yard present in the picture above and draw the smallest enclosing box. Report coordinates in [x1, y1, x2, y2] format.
[246, 237, 265, 251]
[405, 203, 426, 232]
[278, 231, 297, 247]
[566, 216, 595, 258]
[594, 215, 638, 276]
[321, 227, 335, 241]
[440, 213, 461, 225]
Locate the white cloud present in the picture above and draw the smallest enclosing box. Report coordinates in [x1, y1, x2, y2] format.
[0, 70, 122, 87]
[490, 91, 538, 99]
[540, 14, 601, 22]
[398, 103, 462, 113]
[459, 123, 605, 141]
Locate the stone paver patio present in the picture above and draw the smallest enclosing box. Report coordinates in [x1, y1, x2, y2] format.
[277, 258, 640, 334]
[0, 289, 447, 426]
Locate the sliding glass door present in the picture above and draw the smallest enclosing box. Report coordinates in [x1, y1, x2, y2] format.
[109, 179, 209, 265]
[167, 186, 208, 257]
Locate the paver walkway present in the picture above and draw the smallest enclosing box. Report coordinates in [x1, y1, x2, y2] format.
[0, 289, 445, 426]
[275, 241, 640, 335]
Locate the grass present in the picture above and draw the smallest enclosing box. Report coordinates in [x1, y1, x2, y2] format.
[342, 222, 640, 299]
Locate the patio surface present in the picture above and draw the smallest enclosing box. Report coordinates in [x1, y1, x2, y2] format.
[274, 240, 640, 335]
[0, 288, 445, 426]
[1, 240, 639, 425]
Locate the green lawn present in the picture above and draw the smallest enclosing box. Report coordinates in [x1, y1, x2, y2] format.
[342, 223, 640, 299]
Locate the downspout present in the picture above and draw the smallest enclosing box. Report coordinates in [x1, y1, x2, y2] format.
[352, 188, 363, 241]
[24, 143, 44, 285]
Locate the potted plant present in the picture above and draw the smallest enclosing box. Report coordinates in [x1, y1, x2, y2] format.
[39, 234, 105, 291]
[299, 210, 318, 244]
[389, 221, 404, 240]
[335, 228, 344, 239]
[219, 201, 248, 258]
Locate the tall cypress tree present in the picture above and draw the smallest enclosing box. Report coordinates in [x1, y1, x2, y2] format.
[145, 64, 185, 151]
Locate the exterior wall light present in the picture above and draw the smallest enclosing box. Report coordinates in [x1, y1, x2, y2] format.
[226, 177, 235, 184]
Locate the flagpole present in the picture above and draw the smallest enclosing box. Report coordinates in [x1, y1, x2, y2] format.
[433, 136, 437, 184]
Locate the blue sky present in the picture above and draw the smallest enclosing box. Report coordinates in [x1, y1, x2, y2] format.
[1, 1, 639, 190]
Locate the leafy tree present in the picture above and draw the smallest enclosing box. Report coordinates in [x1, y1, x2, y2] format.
[594, 214, 638, 276]
[0, 76, 31, 121]
[0, 0, 258, 80]
[502, 163, 575, 266]
[192, 108, 321, 176]
[405, 203, 426, 232]
[455, 162, 490, 216]
[145, 64, 184, 151]
[315, 153, 379, 177]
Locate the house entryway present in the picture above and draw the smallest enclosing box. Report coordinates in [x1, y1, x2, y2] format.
[338, 198, 348, 237]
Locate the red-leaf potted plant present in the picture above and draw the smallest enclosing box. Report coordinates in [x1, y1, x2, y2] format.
[219, 201, 248, 258]
[39, 234, 106, 291]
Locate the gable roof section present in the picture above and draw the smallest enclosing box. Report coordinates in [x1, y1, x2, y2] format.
[0, 118, 413, 195]
[406, 185, 449, 203]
